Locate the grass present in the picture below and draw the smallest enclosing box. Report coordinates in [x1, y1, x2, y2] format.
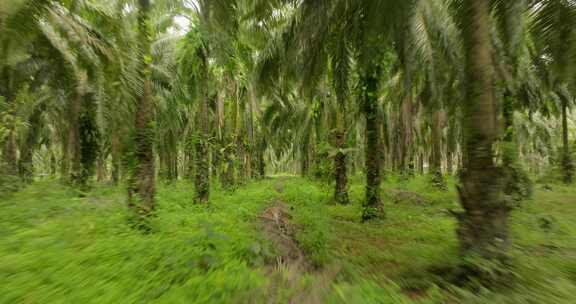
[0, 175, 575, 303]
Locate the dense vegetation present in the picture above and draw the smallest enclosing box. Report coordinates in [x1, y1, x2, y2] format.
[1, 0, 576, 303]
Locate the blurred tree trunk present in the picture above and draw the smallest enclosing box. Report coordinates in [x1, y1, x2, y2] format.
[77, 92, 100, 190]
[247, 87, 257, 179]
[96, 154, 107, 182]
[194, 49, 210, 204]
[333, 92, 350, 204]
[128, 0, 156, 218]
[2, 133, 18, 176]
[68, 91, 82, 185]
[561, 97, 573, 184]
[431, 109, 446, 189]
[418, 150, 425, 174]
[19, 102, 44, 183]
[257, 138, 266, 178]
[446, 117, 458, 175]
[50, 150, 57, 177]
[1, 69, 18, 177]
[222, 79, 237, 188]
[60, 134, 69, 180]
[111, 132, 121, 185]
[235, 88, 247, 184]
[300, 142, 310, 177]
[456, 0, 509, 260]
[361, 66, 383, 221]
[399, 94, 414, 176]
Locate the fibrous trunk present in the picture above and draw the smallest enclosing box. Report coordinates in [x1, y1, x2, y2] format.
[361, 67, 383, 221]
[19, 102, 45, 183]
[76, 92, 100, 191]
[431, 110, 446, 190]
[561, 98, 573, 184]
[333, 104, 349, 204]
[456, 0, 509, 260]
[194, 54, 210, 204]
[68, 91, 82, 185]
[399, 94, 414, 176]
[111, 132, 121, 185]
[128, 0, 156, 219]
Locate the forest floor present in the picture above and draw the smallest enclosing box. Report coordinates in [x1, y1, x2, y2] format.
[0, 175, 575, 303]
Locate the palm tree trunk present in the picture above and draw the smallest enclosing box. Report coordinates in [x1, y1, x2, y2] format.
[77, 92, 100, 190]
[257, 138, 266, 178]
[2, 132, 18, 176]
[561, 98, 573, 184]
[247, 87, 257, 179]
[194, 54, 210, 203]
[300, 143, 309, 177]
[235, 89, 247, 184]
[361, 67, 383, 221]
[399, 94, 414, 176]
[60, 135, 69, 180]
[68, 91, 82, 185]
[111, 132, 121, 185]
[0, 69, 18, 177]
[50, 150, 57, 177]
[128, 0, 156, 217]
[334, 96, 350, 204]
[418, 150, 425, 174]
[446, 117, 457, 175]
[456, 0, 509, 260]
[19, 102, 44, 183]
[96, 155, 107, 182]
[431, 110, 446, 189]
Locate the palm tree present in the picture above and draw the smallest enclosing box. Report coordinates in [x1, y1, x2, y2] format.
[1, 0, 110, 189]
[454, 0, 509, 260]
[127, 0, 157, 217]
[177, 26, 211, 203]
[531, 0, 576, 184]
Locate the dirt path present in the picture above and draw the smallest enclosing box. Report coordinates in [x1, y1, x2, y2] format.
[259, 179, 339, 304]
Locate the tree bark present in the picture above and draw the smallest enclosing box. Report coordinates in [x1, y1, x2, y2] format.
[0, 68, 18, 177]
[235, 89, 247, 184]
[361, 67, 383, 221]
[60, 135, 69, 180]
[2, 133, 18, 176]
[50, 150, 57, 177]
[257, 138, 266, 178]
[399, 94, 414, 176]
[96, 154, 107, 182]
[300, 143, 310, 177]
[68, 91, 82, 185]
[111, 132, 121, 185]
[431, 110, 446, 189]
[194, 51, 210, 204]
[456, 0, 509, 260]
[77, 92, 100, 190]
[19, 102, 44, 183]
[561, 98, 573, 184]
[128, 0, 156, 218]
[446, 116, 458, 175]
[333, 91, 350, 204]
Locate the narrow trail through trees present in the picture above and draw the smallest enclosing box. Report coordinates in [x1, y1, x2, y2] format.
[259, 178, 339, 303]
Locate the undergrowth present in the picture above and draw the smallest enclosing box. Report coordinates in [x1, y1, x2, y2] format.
[0, 175, 575, 303]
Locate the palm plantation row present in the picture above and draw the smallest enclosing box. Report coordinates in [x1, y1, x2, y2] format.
[2, 0, 576, 274]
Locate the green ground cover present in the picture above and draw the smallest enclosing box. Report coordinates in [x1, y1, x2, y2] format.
[1, 176, 575, 303]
